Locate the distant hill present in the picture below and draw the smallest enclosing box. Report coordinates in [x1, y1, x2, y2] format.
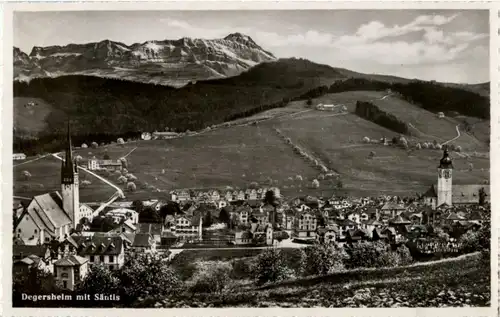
[14, 57, 489, 153]
[14, 33, 276, 87]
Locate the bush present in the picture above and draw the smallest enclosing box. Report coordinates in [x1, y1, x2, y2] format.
[231, 258, 255, 279]
[117, 176, 127, 184]
[344, 241, 393, 269]
[311, 179, 320, 188]
[253, 248, 291, 285]
[302, 244, 346, 276]
[190, 261, 233, 294]
[127, 182, 137, 192]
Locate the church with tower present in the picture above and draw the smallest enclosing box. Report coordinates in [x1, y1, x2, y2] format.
[14, 123, 92, 245]
[422, 147, 489, 210]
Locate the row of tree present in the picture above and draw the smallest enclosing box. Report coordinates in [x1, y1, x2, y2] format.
[355, 101, 412, 136]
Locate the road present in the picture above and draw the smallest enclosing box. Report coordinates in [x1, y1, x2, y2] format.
[13, 154, 51, 167]
[51, 153, 124, 198]
[122, 147, 137, 159]
[441, 125, 461, 146]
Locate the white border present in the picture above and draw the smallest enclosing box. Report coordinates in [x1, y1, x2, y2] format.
[1, 2, 498, 317]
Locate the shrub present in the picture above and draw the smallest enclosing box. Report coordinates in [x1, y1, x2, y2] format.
[117, 176, 127, 184]
[231, 258, 255, 279]
[302, 244, 345, 276]
[126, 173, 138, 181]
[311, 179, 320, 188]
[190, 261, 233, 294]
[344, 241, 393, 269]
[127, 182, 137, 192]
[253, 248, 291, 285]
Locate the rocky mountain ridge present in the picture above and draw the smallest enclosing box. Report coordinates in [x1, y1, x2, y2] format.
[14, 33, 277, 86]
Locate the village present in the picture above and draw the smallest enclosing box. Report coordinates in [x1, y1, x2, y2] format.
[11, 125, 491, 295]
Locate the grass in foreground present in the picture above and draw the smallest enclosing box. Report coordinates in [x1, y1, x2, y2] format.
[159, 252, 489, 308]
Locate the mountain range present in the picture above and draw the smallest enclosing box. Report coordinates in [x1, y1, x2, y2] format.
[14, 33, 276, 87]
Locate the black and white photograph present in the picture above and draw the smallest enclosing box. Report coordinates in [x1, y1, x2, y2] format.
[5, 4, 493, 311]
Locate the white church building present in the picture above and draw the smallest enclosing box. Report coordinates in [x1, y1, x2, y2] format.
[422, 148, 490, 210]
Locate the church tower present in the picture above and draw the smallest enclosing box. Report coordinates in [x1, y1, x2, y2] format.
[437, 147, 453, 207]
[61, 121, 80, 228]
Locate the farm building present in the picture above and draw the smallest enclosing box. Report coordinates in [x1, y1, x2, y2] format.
[13, 153, 27, 160]
[437, 112, 445, 119]
[87, 157, 122, 171]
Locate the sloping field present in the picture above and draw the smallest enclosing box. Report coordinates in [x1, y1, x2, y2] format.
[14, 97, 54, 137]
[13, 155, 117, 202]
[164, 252, 489, 308]
[71, 125, 320, 200]
[271, 110, 489, 197]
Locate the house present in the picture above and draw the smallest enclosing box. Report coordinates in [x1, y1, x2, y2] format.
[79, 204, 95, 223]
[137, 223, 164, 243]
[225, 191, 234, 202]
[345, 228, 370, 244]
[452, 185, 490, 205]
[294, 211, 317, 238]
[236, 205, 251, 225]
[237, 191, 246, 201]
[347, 212, 361, 224]
[15, 192, 72, 245]
[105, 208, 139, 224]
[336, 219, 358, 236]
[234, 230, 253, 245]
[316, 226, 339, 244]
[13, 255, 49, 275]
[131, 233, 157, 253]
[66, 235, 126, 270]
[361, 219, 383, 238]
[251, 210, 269, 226]
[109, 219, 137, 234]
[87, 158, 122, 172]
[53, 255, 89, 291]
[13, 153, 27, 160]
[381, 202, 406, 218]
[12, 244, 51, 264]
[152, 131, 179, 139]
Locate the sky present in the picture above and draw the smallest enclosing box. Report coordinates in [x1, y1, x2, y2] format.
[14, 10, 489, 83]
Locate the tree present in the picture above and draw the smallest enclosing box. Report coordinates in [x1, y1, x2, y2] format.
[117, 176, 127, 184]
[302, 244, 346, 276]
[117, 138, 125, 145]
[13, 267, 61, 306]
[456, 145, 462, 152]
[120, 157, 128, 169]
[203, 211, 214, 227]
[336, 180, 344, 189]
[118, 253, 181, 301]
[311, 179, 320, 188]
[139, 207, 162, 223]
[91, 142, 98, 149]
[81, 143, 88, 148]
[479, 187, 487, 205]
[132, 200, 144, 213]
[249, 181, 259, 189]
[219, 207, 231, 227]
[127, 182, 137, 192]
[306, 98, 313, 106]
[363, 136, 370, 143]
[468, 162, 474, 171]
[253, 248, 291, 285]
[263, 190, 278, 206]
[190, 261, 232, 294]
[159, 202, 181, 219]
[369, 151, 376, 158]
[76, 265, 120, 304]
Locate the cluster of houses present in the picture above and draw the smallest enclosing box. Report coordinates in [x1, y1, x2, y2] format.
[169, 187, 281, 203]
[12, 129, 490, 292]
